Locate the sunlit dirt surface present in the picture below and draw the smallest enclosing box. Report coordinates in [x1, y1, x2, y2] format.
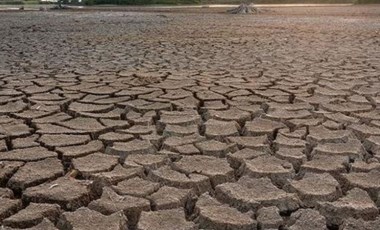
[0, 5, 380, 230]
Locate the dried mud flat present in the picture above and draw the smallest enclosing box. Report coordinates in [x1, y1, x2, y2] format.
[1, 5, 380, 230]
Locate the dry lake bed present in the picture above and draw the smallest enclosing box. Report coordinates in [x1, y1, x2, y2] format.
[0, 5, 380, 230]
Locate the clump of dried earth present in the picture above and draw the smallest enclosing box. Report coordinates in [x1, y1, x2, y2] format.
[0, 5, 380, 230]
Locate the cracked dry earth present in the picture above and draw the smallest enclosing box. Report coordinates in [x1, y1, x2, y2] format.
[1, 5, 380, 230]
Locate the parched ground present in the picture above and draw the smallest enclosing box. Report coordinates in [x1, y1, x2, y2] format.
[0, 5, 380, 230]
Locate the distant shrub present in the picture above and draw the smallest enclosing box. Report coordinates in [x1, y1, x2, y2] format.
[82, 0, 200, 4]
[204, 0, 354, 3]
[354, 0, 380, 3]
[62, 0, 83, 4]
[0, 0, 24, 4]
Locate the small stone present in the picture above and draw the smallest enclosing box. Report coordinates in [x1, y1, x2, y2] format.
[57, 207, 127, 230]
[137, 208, 197, 230]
